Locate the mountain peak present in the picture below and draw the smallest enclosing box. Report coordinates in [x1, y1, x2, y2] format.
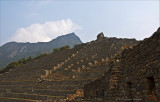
[51, 32, 78, 40]
[50, 32, 82, 45]
[0, 33, 82, 69]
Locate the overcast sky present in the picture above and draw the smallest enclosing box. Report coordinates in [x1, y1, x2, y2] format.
[0, 0, 159, 46]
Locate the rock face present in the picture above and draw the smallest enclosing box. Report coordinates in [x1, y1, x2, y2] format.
[84, 28, 160, 102]
[157, 27, 160, 32]
[97, 32, 105, 41]
[0, 32, 82, 69]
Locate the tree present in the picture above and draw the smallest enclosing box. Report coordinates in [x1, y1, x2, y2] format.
[59, 45, 70, 51]
[34, 53, 47, 59]
[27, 56, 32, 61]
[53, 48, 59, 53]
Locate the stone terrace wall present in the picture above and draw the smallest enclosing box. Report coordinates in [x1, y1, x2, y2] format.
[119, 28, 160, 102]
[84, 75, 106, 101]
[84, 54, 122, 102]
[84, 28, 160, 102]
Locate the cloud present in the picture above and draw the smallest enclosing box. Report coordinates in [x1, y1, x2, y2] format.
[10, 19, 82, 43]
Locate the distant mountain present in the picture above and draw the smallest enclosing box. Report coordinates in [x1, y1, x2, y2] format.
[0, 32, 82, 69]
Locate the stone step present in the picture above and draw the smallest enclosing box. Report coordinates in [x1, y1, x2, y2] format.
[0, 81, 37, 85]
[0, 92, 65, 101]
[0, 97, 38, 102]
[0, 80, 83, 85]
[0, 88, 75, 96]
[0, 85, 80, 90]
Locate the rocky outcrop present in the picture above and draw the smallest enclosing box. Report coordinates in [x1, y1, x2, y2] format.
[97, 32, 105, 41]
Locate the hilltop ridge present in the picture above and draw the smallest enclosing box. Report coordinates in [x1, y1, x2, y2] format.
[0, 32, 82, 69]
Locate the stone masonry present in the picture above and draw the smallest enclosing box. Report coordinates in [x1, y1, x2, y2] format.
[84, 27, 160, 102]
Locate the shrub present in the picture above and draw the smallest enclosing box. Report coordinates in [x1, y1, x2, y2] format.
[27, 56, 32, 61]
[59, 45, 70, 51]
[53, 48, 59, 53]
[0, 57, 32, 74]
[53, 45, 70, 53]
[34, 53, 47, 59]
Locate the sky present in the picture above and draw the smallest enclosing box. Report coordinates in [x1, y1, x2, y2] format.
[0, 0, 159, 46]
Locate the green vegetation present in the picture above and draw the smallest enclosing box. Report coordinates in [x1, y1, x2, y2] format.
[59, 45, 70, 51]
[0, 57, 32, 74]
[53, 48, 59, 53]
[34, 53, 48, 59]
[0, 53, 48, 74]
[0, 45, 70, 74]
[53, 45, 70, 53]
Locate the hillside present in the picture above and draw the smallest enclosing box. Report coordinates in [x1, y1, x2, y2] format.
[83, 28, 160, 102]
[0, 32, 82, 69]
[0, 32, 139, 102]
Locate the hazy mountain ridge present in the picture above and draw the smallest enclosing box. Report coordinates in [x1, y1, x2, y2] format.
[0, 32, 82, 69]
